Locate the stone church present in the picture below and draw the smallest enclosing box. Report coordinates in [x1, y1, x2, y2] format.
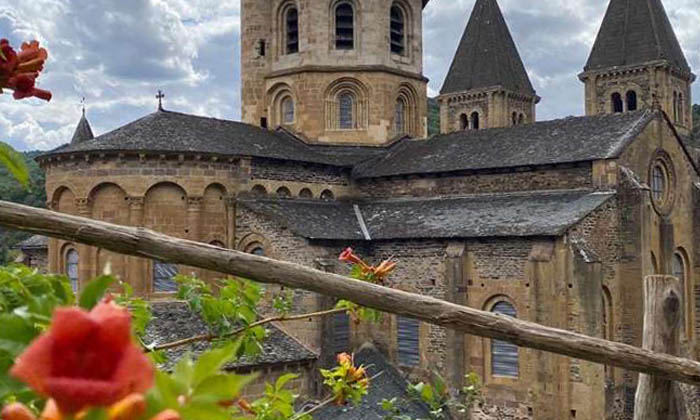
[34, 0, 700, 418]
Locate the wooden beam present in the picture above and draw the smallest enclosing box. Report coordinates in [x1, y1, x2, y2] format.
[2, 200, 700, 385]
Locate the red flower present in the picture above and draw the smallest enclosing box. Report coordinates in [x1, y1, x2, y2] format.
[0, 39, 51, 101]
[338, 248, 367, 268]
[10, 300, 154, 414]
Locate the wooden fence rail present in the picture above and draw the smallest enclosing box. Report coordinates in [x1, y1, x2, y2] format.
[1, 200, 700, 387]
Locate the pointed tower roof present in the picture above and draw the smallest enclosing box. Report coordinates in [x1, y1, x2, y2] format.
[440, 0, 535, 96]
[70, 109, 94, 145]
[585, 0, 690, 73]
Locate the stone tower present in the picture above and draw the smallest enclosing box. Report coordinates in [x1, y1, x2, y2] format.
[240, 0, 430, 145]
[579, 0, 696, 135]
[437, 0, 538, 134]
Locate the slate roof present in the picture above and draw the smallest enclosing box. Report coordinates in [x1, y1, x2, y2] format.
[145, 301, 317, 371]
[71, 112, 94, 145]
[12, 235, 49, 250]
[41, 110, 343, 166]
[238, 190, 615, 241]
[585, 0, 691, 73]
[353, 110, 655, 179]
[314, 344, 433, 420]
[440, 0, 535, 96]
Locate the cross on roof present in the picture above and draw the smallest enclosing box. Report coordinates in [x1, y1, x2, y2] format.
[80, 97, 86, 116]
[156, 90, 165, 110]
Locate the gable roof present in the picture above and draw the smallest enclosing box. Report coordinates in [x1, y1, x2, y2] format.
[238, 190, 615, 241]
[12, 235, 49, 250]
[314, 344, 433, 420]
[41, 110, 346, 166]
[440, 0, 535, 96]
[585, 0, 691, 73]
[70, 112, 94, 145]
[353, 110, 656, 179]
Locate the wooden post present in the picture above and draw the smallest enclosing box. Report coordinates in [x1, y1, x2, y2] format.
[634, 275, 682, 420]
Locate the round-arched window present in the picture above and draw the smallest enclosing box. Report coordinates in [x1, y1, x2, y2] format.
[470, 112, 480, 130]
[335, 2, 354, 50]
[320, 189, 335, 201]
[338, 92, 355, 129]
[276, 186, 292, 198]
[459, 114, 468, 131]
[390, 4, 406, 55]
[394, 98, 406, 134]
[285, 6, 299, 54]
[612, 93, 623, 113]
[66, 249, 79, 292]
[491, 301, 518, 378]
[299, 188, 313, 198]
[251, 246, 265, 256]
[649, 155, 675, 214]
[252, 185, 268, 196]
[282, 96, 295, 124]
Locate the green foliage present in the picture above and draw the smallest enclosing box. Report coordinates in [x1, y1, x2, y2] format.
[176, 276, 267, 358]
[427, 98, 440, 137]
[271, 289, 294, 316]
[0, 142, 29, 189]
[234, 374, 310, 420]
[407, 373, 449, 419]
[335, 264, 383, 324]
[380, 398, 414, 420]
[114, 281, 152, 339]
[79, 275, 116, 309]
[0, 265, 75, 407]
[319, 357, 369, 407]
[0, 151, 46, 264]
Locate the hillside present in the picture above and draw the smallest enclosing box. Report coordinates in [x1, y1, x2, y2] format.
[0, 152, 46, 263]
[428, 97, 440, 136]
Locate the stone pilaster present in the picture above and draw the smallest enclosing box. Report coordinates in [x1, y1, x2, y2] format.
[127, 197, 146, 294]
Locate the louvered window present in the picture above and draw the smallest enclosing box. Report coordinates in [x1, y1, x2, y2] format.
[66, 249, 79, 292]
[332, 312, 351, 354]
[397, 316, 420, 366]
[491, 302, 519, 377]
[335, 3, 354, 50]
[286, 7, 299, 54]
[153, 260, 179, 293]
[390, 5, 405, 55]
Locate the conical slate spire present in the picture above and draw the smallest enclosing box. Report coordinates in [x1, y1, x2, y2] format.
[70, 109, 94, 145]
[440, 0, 535, 96]
[585, 0, 690, 73]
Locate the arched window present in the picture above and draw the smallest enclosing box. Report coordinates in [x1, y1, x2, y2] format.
[153, 260, 179, 293]
[651, 164, 667, 202]
[397, 316, 420, 366]
[491, 301, 518, 377]
[252, 185, 267, 196]
[299, 188, 313, 198]
[390, 4, 406, 55]
[282, 97, 294, 124]
[339, 92, 355, 129]
[626, 90, 637, 111]
[470, 112, 480, 130]
[320, 189, 335, 201]
[335, 3, 354, 50]
[673, 92, 679, 122]
[285, 7, 299, 54]
[66, 249, 79, 292]
[678, 93, 684, 125]
[460, 114, 469, 131]
[512, 112, 518, 126]
[250, 246, 265, 256]
[276, 186, 292, 198]
[394, 98, 406, 134]
[612, 93, 623, 113]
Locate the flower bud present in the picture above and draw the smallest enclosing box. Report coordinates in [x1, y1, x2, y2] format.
[150, 410, 181, 420]
[1, 403, 36, 420]
[107, 394, 146, 420]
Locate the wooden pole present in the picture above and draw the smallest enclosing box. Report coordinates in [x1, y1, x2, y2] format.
[634, 275, 682, 420]
[2, 201, 700, 385]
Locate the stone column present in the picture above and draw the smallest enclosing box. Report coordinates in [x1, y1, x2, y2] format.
[445, 242, 467, 388]
[225, 197, 236, 249]
[127, 197, 146, 295]
[75, 198, 92, 288]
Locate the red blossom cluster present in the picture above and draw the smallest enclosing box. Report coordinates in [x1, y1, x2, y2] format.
[339, 247, 397, 283]
[0, 39, 52, 101]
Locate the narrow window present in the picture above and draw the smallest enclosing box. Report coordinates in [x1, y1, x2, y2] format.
[257, 39, 266, 57]
[460, 113, 469, 131]
[397, 316, 420, 366]
[651, 165, 666, 202]
[470, 111, 480, 130]
[286, 7, 299, 54]
[673, 92, 678, 122]
[626, 90, 637, 111]
[518, 113, 525, 125]
[320, 189, 335, 201]
[678, 93, 684, 125]
[66, 249, 79, 292]
[332, 312, 351, 354]
[335, 3, 354, 50]
[612, 93, 623, 113]
[282, 97, 294, 124]
[252, 185, 267, 196]
[153, 260, 179, 293]
[673, 253, 686, 333]
[394, 98, 406, 134]
[260, 117, 268, 129]
[338, 92, 355, 129]
[276, 186, 292, 197]
[299, 188, 313, 198]
[390, 5, 405, 55]
[491, 301, 519, 377]
[512, 112, 518, 126]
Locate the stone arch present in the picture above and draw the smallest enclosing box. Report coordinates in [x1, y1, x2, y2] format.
[331, 0, 359, 51]
[53, 186, 77, 214]
[238, 233, 271, 257]
[320, 189, 335, 201]
[459, 113, 469, 131]
[626, 90, 638, 111]
[325, 78, 369, 130]
[394, 83, 418, 136]
[90, 183, 129, 280]
[202, 183, 228, 244]
[144, 182, 188, 239]
[275, 0, 299, 55]
[470, 111, 480, 130]
[483, 296, 519, 379]
[674, 247, 692, 338]
[611, 92, 623, 113]
[276, 186, 292, 197]
[389, 1, 413, 57]
[251, 184, 268, 196]
[268, 83, 297, 128]
[299, 188, 313, 199]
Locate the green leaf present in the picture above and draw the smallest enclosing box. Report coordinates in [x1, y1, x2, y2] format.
[179, 402, 231, 420]
[0, 314, 36, 356]
[78, 275, 116, 309]
[192, 373, 257, 402]
[80, 408, 108, 420]
[191, 341, 240, 388]
[275, 373, 298, 392]
[0, 142, 29, 189]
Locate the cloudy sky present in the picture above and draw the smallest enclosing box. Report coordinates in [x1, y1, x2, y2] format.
[1, 0, 699, 151]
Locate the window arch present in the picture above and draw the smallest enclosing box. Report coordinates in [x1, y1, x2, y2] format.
[394, 98, 406, 134]
[209, 240, 226, 248]
[251, 185, 268, 196]
[335, 2, 354, 50]
[299, 188, 313, 199]
[390, 4, 406, 55]
[276, 186, 292, 198]
[673, 251, 690, 335]
[397, 316, 420, 366]
[470, 112, 480, 130]
[512, 112, 518, 126]
[153, 260, 179, 293]
[66, 248, 79, 292]
[326, 78, 368, 130]
[282, 96, 294, 125]
[626, 90, 637, 111]
[612, 93, 623, 113]
[460, 113, 469, 130]
[320, 189, 335, 201]
[250, 246, 265, 256]
[491, 301, 518, 377]
[285, 6, 299, 54]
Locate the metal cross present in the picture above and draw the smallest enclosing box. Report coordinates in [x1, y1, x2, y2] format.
[80, 97, 86, 116]
[156, 90, 165, 110]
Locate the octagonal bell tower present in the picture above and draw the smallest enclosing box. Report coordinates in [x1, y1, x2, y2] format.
[241, 0, 430, 144]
